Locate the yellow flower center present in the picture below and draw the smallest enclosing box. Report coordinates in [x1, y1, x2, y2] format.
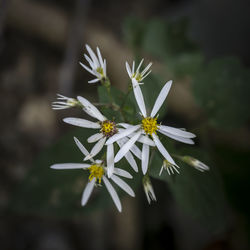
[132, 73, 142, 82]
[141, 117, 159, 135]
[101, 120, 118, 137]
[96, 67, 104, 77]
[88, 164, 104, 184]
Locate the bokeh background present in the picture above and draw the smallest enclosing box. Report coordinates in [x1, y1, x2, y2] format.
[1, 0, 250, 249]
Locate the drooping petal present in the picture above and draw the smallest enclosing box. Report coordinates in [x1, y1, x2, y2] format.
[107, 144, 114, 177]
[132, 78, 147, 117]
[159, 125, 196, 138]
[74, 137, 91, 158]
[113, 168, 132, 179]
[150, 80, 172, 117]
[105, 125, 140, 145]
[84, 137, 106, 160]
[77, 96, 106, 122]
[142, 143, 150, 175]
[152, 133, 176, 165]
[110, 175, 135, 197]
[88, 78, 100, 84]
[81, 178, 96, 206]
[114, 131, 141, 163]
[87, 133, 104, 143]
[159, 129, 195, 144]
[63, 118, 100, 129]
[50, 163, 90, 169]
[103, 176, 122, 212]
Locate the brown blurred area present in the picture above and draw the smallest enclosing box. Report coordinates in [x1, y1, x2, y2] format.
[1, 0, 250, 250]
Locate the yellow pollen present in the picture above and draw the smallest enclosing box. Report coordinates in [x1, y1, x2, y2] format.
[96, 67, 104, 76]
[132, 73, 142, 82]
[88, 165, 104, 184]
[101, 120, 117, 137]
[142, 117, 159, 135]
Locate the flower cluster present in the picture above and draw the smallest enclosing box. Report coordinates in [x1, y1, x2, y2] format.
[51, 45, 209, 211]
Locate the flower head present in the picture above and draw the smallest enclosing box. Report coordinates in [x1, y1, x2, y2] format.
[50, 137, 135, 212]
[52, 94, 79, 110]
[126, 59, 152, 84]
[79, 44, 107, 83]
[142, 175, 156, 204]
[159, 159, 180, 176]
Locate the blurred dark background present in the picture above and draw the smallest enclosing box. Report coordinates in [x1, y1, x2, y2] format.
[1, 0, 250, 249]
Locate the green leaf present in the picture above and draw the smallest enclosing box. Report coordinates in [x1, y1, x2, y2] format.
[192, 57, 250, 128]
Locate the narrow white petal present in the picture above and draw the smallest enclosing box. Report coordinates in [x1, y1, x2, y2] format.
[84, 54, 95, 69]
[152, 134, 176, 165]
[96, 47, 104, 69]
[136, 59, 144, 73]
[110, 175, 135, 197]
[107, 144, 114, 177]
[137, 135, 155, 146]
[117, 140, 138, 172]
[63, 118, 100, 129]
[142, 143, 150, 175]
[106, 125, 140, 145]
[151, 80, 172, 117]
[132, 61, 135, 74]
[86, 44, 100, 68]
[103, 59, 107, 76]
[87, 133, 104, 143]
[130, 144, 142, 159]
[84, 137, 106, 160]
[88, 78, 100, 84]
[114, 131, 141, 163]
[113, 168, 132, 179]
[159, 129, 195, 144]
[125, 62, 132, 78]
[103, 176, 122, 212]
[74, 137, 90, 157]
[117, 123, 131, 129]
[79, 62, 95, 75]
[141, 62, 152, 76]
[132, 78, 147, 117]
[81, 178, 96, 206]
[77, 96, 106, 122]
[159, 125, 196, 138]
[50, 163, 90, 169]
[141, 70, 151, 81]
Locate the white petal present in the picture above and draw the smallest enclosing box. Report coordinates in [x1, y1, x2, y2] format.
[103, 59, 107, 76]
[84, 137, 106, 160]
[77, 96, 106, 122]
[107, 144, 114, 177]
[118, 123, 131, 129]
[96, 47, 104, 69]
[79, 62, 95, 75]
[50, 163, 90, 169]
[106, 125, 140, 145]
[117, 140, 138, 172]
[151, 80, 172, 117]
[136, 59, 144, 73]
[125, 61, 132, 78]
[159, 130, 195, 144]
[88, 78, 99, 84]
[113, 168, 132, 179]
[103, 176, 122, 212]
[81, 178, 96, 206]
[137, 134, 155, 146]
[86, 44, 100, 68]
[152, 133, 176, 165]
[141, 62, 152, 76]
[87, 133, 104, 143]
[142, 143, 150, 175]
[84, 54, 95, 69]
[110, 175, 135, 197]
[130, 144, 142, 159]
[63, 118, 100, 129]
[74, 137, 90, 157]
[132, 78, 147, 117]
[159, 125, 196, 138]
[114, 131, 141, 163]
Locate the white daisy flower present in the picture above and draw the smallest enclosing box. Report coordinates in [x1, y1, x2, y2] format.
[159, 159, 180, 176]
[126, 59, 152, 85]
[142, 175, 156, 204]
[52, 94, 79, 110]
[50, 137, 135, 212]
[63, 96, 141, 177]
[106, 80, 196, 175]
[79, 44, 107, 84]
